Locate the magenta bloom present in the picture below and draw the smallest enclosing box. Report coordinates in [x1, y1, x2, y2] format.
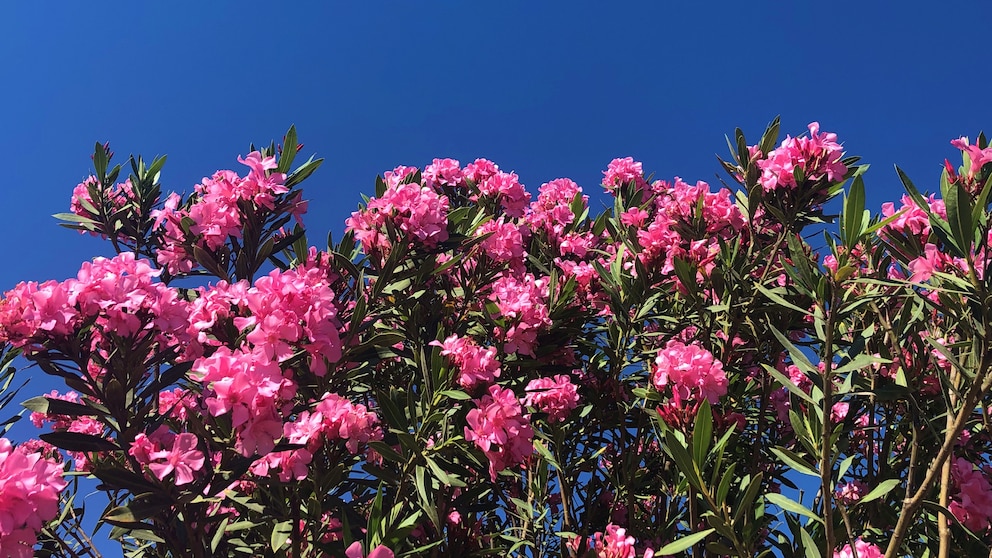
[464, 385, 534, 480]
[756, 122, 847, 192]
[833, 538, 883, 558]
[432, 334, 501, 389]
[652, 340, 728, 404]
[949, 457, 992, 532]
[0, 438, 68, 556]
[524, 375, 580, 422]
[147, 433, 205, 486]
[345, 177, 450, 258]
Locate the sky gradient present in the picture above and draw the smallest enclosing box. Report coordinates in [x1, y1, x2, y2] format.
[2, 2, 991, 553]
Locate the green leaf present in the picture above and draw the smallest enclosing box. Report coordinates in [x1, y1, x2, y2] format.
[93, 141, 109, 180]
[842, 174, 867, 245]
[40, 431, 120, 452]
[755, 284, 812, 315]
[211, 516, 230, 552]
[944, 177, 973, 256]
[654, 528, 715, 555]
[692, 400, 713, 465]
[278, 125, 299, 174]
[763, 364, 816, 406]
[770, 446, 819, 478]
[664, 429, 705, 492]
[368, 441, 404, 464]
[270, 520, 293, 552]
[857, 478, 900, 504]
[22, 396, 104, 418]
[766, 493, 822, 524]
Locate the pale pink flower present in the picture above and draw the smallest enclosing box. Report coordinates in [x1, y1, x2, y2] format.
[602, 157, 648, 193]
[432, 335, 501, 389]
[652, 340, 728, 404]
[833, 538, 884, 558]
[147, 433, 205, 485]
[756, 122, 846, 192]
[524, 375, 580, 422]
[464, 385, 534, 480]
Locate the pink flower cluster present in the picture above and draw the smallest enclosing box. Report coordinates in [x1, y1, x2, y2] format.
[69, 176, 138, 236]
[433, 334, 501, 389]
[652, 340, 728, 404]
[0, 438, 68, 558]
[636, 177, 745, 279]
[525, 178, 586, 245]
[252, 393, 382, 482]
[464, 385, 534, 481]
[572, 524, 654, 558]
[523, 375, 579, 422]
[833, 538, 884, 558]
[949, 457, 992, 532]
[151, 151, 298, 274]
[755, 122, 847, 192]
[234, 265, 343, 374]
[880, 194, 946, 239]
[474, 218, 527, 268]
[488, 273, 551, 356]
[602, 157, 649, 193]
[477, 170, 530, 218]
[345, 173, 450, 259]
[193, 346, 296, 456]
[130, 429, 205, 486]
[0, 253, 191, 358]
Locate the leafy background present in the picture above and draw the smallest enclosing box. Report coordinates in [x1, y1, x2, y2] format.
[2, 2, 991, 556]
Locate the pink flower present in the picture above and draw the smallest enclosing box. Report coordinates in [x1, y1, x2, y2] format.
[147, 433, 205, 485]
[464, 385, 534, 480]
[602, 157, 648, 193]
[432, 334, 501, 389]
[652, 340, 728, 404]
[345, 541, 394, 558]
[756, 122, 846, 192]
[835, 480, 867, 505]
[950, 136, 992, 181]
[833, 538, 884, 558]
[949, 457, 992, 532]
[524, 375, 580, 422]
[0, 438, 68, 554]
[908, 243, 945, 283]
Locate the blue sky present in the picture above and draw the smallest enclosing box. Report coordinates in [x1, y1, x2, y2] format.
[2, 1, 991, 553]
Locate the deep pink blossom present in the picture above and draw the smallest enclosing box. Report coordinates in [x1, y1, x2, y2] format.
[0, 438, 68, 556]
[949, 457, 992, 532]
[432, 335, 501, 389]
[652, 340, 727, 404]
[833, 538, 884, 558]
[756, 122, 847, 192]
[523, 375, 579, 422]
[465, 385, 534, 481]
[602, 157, 648, 193]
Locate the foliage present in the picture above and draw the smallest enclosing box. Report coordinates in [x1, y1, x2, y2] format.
[2, 120, 992, 557]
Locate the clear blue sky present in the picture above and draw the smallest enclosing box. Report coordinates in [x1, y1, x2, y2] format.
[2, 1, 990, 553]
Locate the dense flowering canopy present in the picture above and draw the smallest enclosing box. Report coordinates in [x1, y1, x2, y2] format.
[3, 121, 992, 557]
